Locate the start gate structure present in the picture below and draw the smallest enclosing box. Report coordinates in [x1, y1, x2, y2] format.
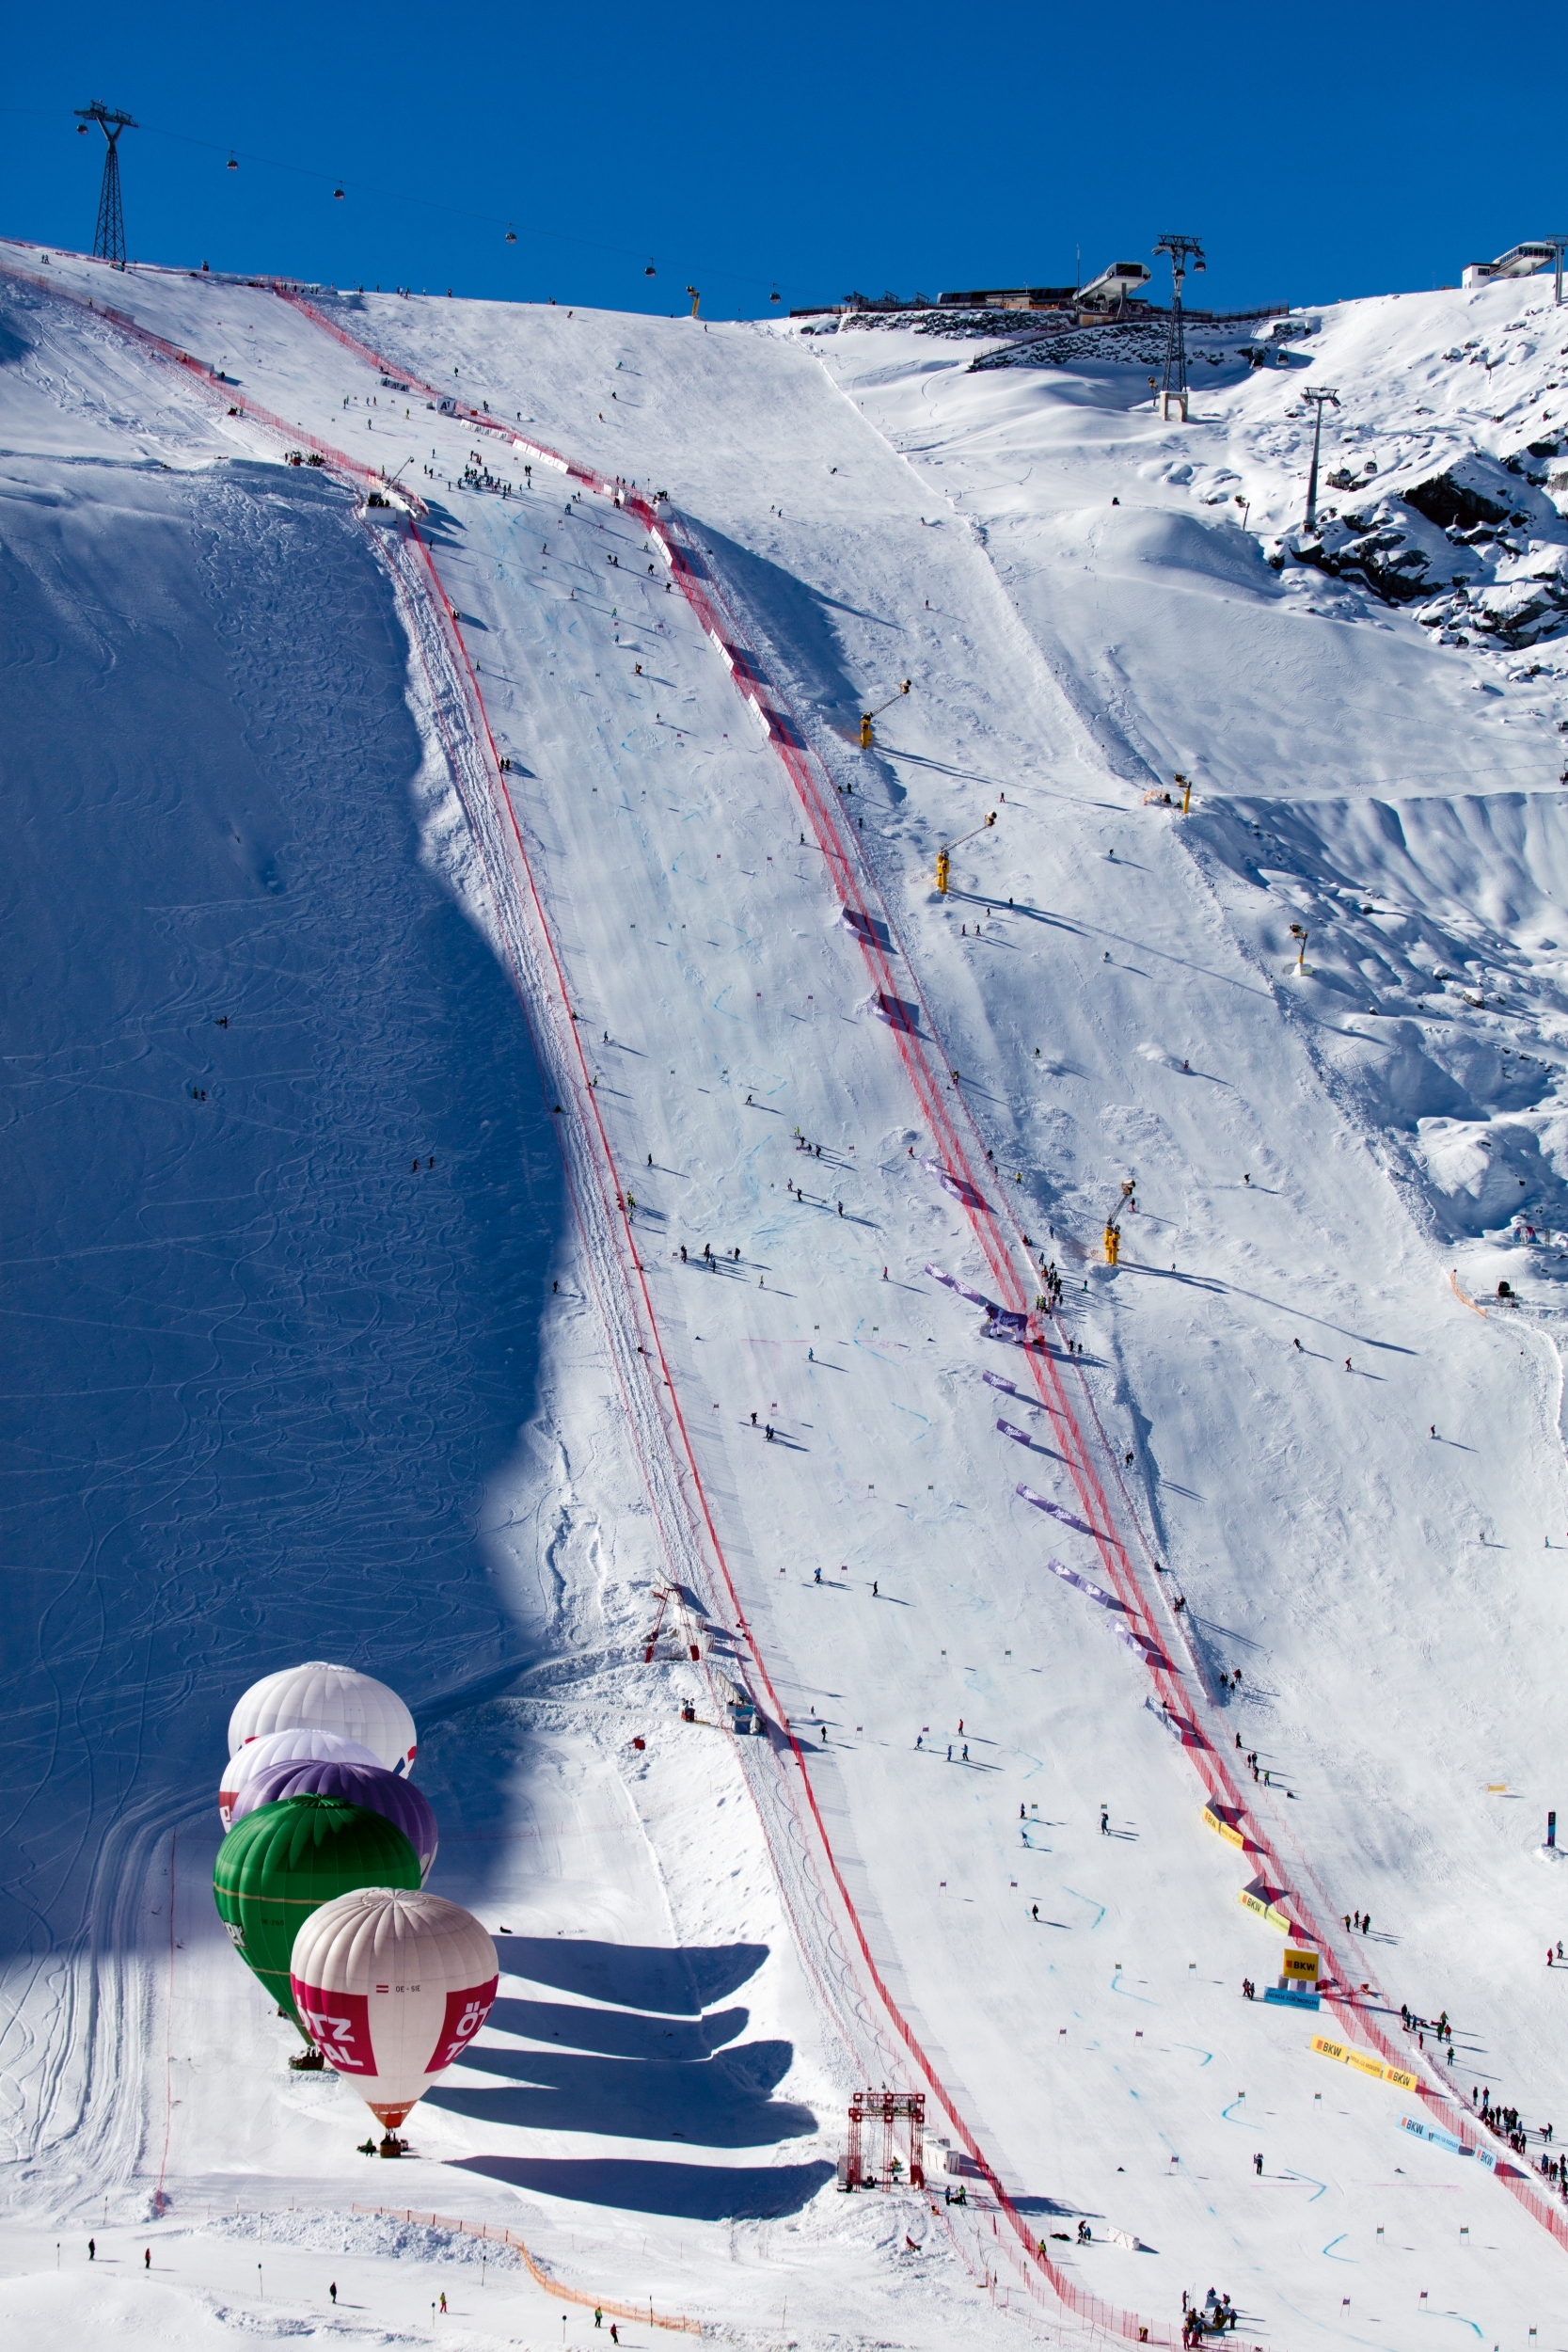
[844, 2089, 925, 2188]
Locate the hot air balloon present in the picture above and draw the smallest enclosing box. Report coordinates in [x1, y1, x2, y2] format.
[291, 1887, 498, 2129]
[219, 1727, 380, 1828]
[228, 1662, 418, 1777]
[233, 1759, 438, 1883]
[214, 1796, 420, 2027]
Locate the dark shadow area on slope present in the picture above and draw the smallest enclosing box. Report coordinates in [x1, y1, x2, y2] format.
[688, 521, 907, 806]
[495, 1935, 768, 2012]
[0, 458, 562, 1975]
[430, 2031, 815, 2148]
[451, 2153, 835, 2219]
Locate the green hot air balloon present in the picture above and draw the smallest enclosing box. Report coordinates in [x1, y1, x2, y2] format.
[214, 1795, 420, 2030]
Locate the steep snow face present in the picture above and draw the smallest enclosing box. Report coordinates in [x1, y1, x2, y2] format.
[0, 405, 563, 2175]
[8, 246, 1568, 2347]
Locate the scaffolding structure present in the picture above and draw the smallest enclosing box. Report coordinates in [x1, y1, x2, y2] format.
[843, 2090, 925, 2189]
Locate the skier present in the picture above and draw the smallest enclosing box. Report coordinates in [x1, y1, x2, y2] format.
[440, 2295, 448, 2315]
[594, 2311, 603, 2329]
[1253, 2153, 1262, 2175]
[947, 1744, 953, 1762]
[766, 1424, 774, 1441]
[820, 1724, 827, 1744]
[961, 1743, 969, 1761]
[145, 2250, 150, 2271]
[330, 2284, 337, 2305]
[87, 2240, 95, 2262]
[610, 2329, 619, 2345]
[1101, 1808, 1109, 1836]
[1032, 1903, 1038, 1920]
[872, 1580, 879, 1597]
[815, 1566, 822, 1582]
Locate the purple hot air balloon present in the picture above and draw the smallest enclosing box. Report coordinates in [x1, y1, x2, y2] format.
[231, 1758, 438, 1883]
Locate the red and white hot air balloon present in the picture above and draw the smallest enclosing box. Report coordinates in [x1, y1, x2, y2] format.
[290, 1887, 498, 2129]
[228, 1662, 418, 1777]
[218, 1726, 380, 1828]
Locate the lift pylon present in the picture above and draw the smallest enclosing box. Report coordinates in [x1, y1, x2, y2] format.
[75, 101, 136, 268]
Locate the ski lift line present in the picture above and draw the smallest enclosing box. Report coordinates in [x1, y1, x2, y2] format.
[261, 282, 1568, 2283]
[16, 105, 800, 301]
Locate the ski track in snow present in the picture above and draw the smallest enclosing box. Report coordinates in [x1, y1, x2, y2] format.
[6, 242, 1568, 2348]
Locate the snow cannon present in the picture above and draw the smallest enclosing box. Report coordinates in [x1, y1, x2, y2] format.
[232, 1757, 438, 1883]
[228, 1662, 418, 1777]
[214, 1796, 421, 2028]
[291, 1886, 498, 2130]
[218, 1727, 380, 1827]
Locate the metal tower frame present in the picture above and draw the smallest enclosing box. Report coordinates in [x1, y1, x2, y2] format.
[1155, 233, 1205, 421]
[75, 102, 137, 267]
[1302, 387, 1341, 530]
[843, 2089, 926, 2189]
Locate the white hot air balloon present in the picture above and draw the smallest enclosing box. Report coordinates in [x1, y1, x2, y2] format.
[227, 1663, 418, 1777]
[291, 1888, 498, 2128]
[217, 1726, 380, 1828]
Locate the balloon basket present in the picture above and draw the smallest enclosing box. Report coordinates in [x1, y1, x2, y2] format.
[378, 2133, 409, 2159]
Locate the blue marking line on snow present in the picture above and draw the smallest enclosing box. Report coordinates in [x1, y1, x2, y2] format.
[1220, 2095, 1247, 2122]
[1321, 2232, 1354, 2264]
[1277, 2166, 1326, 2202]
[712, 985, 742, 1023]
[1062, 1887, 1106, 1931]
[890, 1402, 931, 1438]
[1172, 2042, 1212, 2068]
[1108, 1967, 1156, 2006]
[851, 1324, 897, 1366]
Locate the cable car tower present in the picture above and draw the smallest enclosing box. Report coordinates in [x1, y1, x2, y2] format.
[75, 101, 137, 267]
[1154, 232, 1204, 421]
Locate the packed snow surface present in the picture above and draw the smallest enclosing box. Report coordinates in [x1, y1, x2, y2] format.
[6, 240, 1568, 2351]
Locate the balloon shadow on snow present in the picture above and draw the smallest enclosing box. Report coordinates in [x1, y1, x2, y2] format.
[450, 2153, 835, 2219]
[494, 1934, 767, 2012]
[428, 2031, 816, 2150]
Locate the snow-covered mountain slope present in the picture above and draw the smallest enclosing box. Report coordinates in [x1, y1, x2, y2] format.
[5, 241, 1568, 2350]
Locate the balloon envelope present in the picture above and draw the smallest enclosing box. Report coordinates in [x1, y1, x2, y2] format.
[233, 1759, 438, 1883]
[291, 1886, 498, 2128]
[214, 1796, 420, 2026]
[218, 1727, 379, 1828]
[228, 1662, 417, 1776]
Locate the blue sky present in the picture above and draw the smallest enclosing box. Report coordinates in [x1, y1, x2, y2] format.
[2, 0, 1560, 319]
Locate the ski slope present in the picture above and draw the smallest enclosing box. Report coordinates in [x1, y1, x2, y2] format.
[5, 240, 1568, 2351]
